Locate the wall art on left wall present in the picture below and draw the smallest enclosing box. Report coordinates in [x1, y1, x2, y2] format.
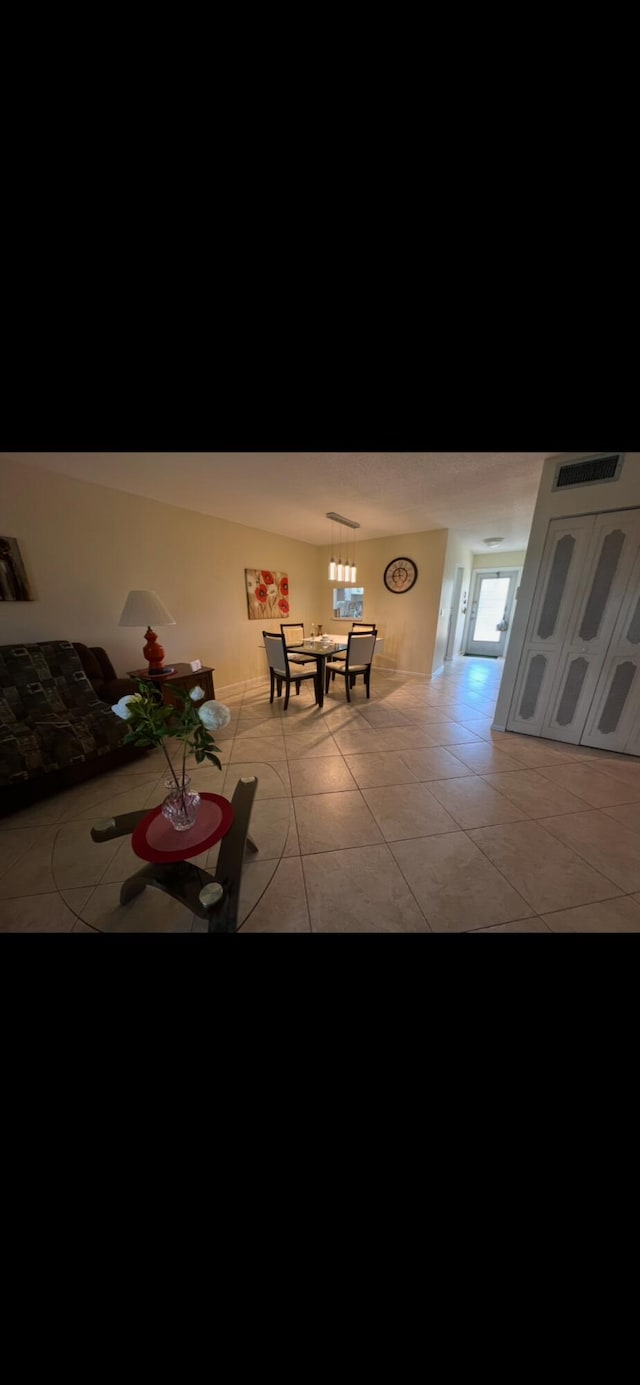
[245, 569, 289, 621]
[0, 536, 33, 601]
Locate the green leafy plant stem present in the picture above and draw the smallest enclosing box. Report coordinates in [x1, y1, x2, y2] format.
[121, 681, 224, 812]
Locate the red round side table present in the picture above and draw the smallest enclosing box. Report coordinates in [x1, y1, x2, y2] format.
[132, 792, 234, 864]
[90, 778, 259, 931]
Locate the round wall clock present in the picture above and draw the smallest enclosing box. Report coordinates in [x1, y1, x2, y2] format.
[384, 557, 418, 594]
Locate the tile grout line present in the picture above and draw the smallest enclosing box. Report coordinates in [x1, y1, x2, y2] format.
[234, 683, 309, 932]
[384, 833, 525, 933]
[378, 842, 433, 933]
[0, 820, 50, 883]
[290, 797, 314, 932]
[463, 817, 625, 916]
[531, 813, 640, 894]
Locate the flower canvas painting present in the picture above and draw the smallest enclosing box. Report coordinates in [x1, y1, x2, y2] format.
[245, 569, 290, 621]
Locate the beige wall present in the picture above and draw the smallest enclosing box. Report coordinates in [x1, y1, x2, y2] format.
[470, 549, 526, 570]
[1, 456, 462, 686]
[0, 457, 320, 693]
[494, 452, 640, 727]
[433, 531, 472, 673]
[318, 529, 448, 676]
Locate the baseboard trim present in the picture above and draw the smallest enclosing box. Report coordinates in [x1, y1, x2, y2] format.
[217, 675, 268, 698]
[219, 666, 434, 697]
[377, 665, 430, 679]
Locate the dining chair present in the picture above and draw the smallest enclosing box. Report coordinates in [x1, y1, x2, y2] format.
[330, 621, 376, 662]
[263, 632, 318, 710]
[280, 622, 317, 667]
[324, 630, 377, 702]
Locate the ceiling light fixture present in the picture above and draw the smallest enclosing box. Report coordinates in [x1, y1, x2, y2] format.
[483, 537, 504, 547]
[328, 517, 337, 581]
[326, 511, 360, 583]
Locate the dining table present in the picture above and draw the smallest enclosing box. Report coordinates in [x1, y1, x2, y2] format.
[286, 638, 348, 708]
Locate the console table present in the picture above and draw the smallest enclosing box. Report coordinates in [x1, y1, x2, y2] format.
[127, 662, 215, 707]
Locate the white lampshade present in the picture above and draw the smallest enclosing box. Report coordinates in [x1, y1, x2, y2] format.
[118, 590, 176, 627]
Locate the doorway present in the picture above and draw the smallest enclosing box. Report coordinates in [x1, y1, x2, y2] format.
[464, 570, 518, 658]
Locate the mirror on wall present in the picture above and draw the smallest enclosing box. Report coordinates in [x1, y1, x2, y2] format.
[333, 587, 365, 619]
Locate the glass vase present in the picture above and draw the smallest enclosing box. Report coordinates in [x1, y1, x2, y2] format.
[161, 774, 201, 832]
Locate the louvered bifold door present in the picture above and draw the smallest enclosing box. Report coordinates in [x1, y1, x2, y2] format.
[540, 511, 640, 744]
[580, 523, 640, 755]
[506, 516, 595, 736]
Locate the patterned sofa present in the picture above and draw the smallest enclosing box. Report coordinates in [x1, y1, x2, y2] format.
[0, 641, 145, 817]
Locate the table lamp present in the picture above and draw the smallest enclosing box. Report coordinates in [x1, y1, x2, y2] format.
[118, 589, 176, 676]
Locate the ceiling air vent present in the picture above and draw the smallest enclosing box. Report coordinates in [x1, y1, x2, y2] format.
[553, 454, 624, 490]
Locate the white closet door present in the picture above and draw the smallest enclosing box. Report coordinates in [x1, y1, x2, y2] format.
[507, 516, 596, 736]
[580, 539, 640, 754]
[540, 510, 640, 744]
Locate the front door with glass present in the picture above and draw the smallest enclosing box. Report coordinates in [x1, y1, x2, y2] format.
[465, 570, 518, 658]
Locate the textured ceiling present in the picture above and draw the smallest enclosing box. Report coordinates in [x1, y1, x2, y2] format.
[2, 452, 551, 551]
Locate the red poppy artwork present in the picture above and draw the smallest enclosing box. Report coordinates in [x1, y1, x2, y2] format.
[245, 569, 290, 621]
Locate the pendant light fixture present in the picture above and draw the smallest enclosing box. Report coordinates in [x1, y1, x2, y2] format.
[349, 528, 357, 584]
[326, 512, 360, 582]
[336, 527, 344, 583]
[328, 517, 337, 581]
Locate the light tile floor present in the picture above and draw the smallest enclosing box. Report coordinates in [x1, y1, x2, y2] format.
[3, 656, 640, 932]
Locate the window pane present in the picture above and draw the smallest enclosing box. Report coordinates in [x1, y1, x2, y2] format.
[475, 578, 510, 642]
[333, 587, 364, 619]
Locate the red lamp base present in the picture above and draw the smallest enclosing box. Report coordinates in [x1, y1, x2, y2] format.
[143, 626, 173, 676]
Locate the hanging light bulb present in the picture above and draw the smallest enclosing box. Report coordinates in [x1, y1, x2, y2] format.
[349, 526, 357, 583]
[336, 523, 344, 582]
[328, 517, 337, 581]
